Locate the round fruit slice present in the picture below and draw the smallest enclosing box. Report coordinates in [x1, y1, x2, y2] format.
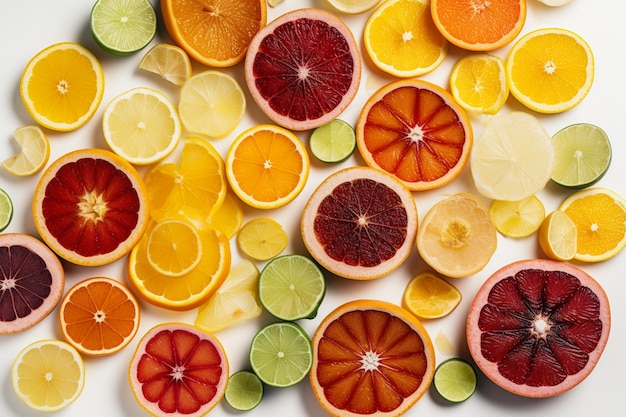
[310, 119, 356, 164]
[325, 0, 383, 14]
[433, 358, 477, 403]
[0, 187, 14, 232]
[311, 299, 435, 417]
[245, 8, 361, 131]
[489, 195, 546, 238]
[402, 270, 462, 319]
[129, 322, 229, 416]
[2, 125, 50, 176]
[301, 166, 418, 280]
[356, 79, 472, 191]
[237, 217, 288, 261]
[538, 210, 577, 261]
[224, 370, 263, 411]
[0, 233, 64, 334]
[32, 148, 150, 266]
[139, 43, 192, 86]
[146, 219, 203, 277]
[467, 259, 611, 398]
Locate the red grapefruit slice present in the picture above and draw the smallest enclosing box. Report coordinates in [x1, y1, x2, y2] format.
[244, 8, 361, 131]
[0, 233, 64, 334]
[128, 322, 229, 416]
[467, 258, 611, 398]
[301, 166, 418, 280]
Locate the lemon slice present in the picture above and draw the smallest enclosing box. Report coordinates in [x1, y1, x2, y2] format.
[237, 218, 288, 261]
[326, 0, 382, 14]
[538, 210, 577, 261]
[402, 271, 462, 319]
[489, 195, 546, 238]
[2, 126, 50, 176]
[139, 43, 192, 86]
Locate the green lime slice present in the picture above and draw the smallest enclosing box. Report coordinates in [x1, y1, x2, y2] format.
[259, 254, 326, 321]
[551, 123, 612, 189]
[0, 188, 13, 232]
[249, 321, 313, 388]
[433, 358, 477, 403]
[90, 0, 157, 56]
[224, 370, 263, 411]
[310, 119, 356, 163]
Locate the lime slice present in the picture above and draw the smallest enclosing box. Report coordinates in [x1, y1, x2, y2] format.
[249, 321, 313, 388]
[0, 188, 13, 232]
[90, 0, 157, 55]
[310, 119, 356, 163]
[224, 370, 264, 411]
[433, 358, 477, 403]
[237, 218, 288, 261]
[550, 123, 612, 189]
[259, 254, 326, 321]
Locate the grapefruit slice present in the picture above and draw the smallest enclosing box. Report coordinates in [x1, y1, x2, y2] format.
[467, 259, 611, 398]
[129, 322, 229, 416]
[301, 166, 418, 280]
[310, 299, 435, 417]
[245, 8, 361, 131]
[0, 233, 64, 334]
[32, 148, 150, 266]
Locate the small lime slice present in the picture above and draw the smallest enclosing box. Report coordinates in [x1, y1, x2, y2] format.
[551, 123, 611, 189]
[90, 0, 157, 55]
[224, 370, 264, 411]
[249, 321, 313, 388]
[0, 188, 13, 232]
[237, 218, 288, 261]
[310, 119, 356, 163]
[259, 254, 326, 321]
[433, 358, 477, 403]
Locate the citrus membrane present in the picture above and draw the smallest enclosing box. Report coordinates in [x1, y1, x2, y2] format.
[224, 370, 264, 411]
[2, 125, 50, 176]
[310, 119, 356, 163]
[0, 188, 13, 232]
[433, 358, 477, 403]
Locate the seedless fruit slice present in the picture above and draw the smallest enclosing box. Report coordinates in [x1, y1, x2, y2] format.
[224, 370, 264, 411]
[310, 119, 356, 163]
[538, 210, 577, 261]
[237, 217, 288, 261]
[325, 0, 382, 14]
[139, 43, 192, 86]
[433, 358, 477, 403]
[402, 271, 461, 319]
[0, 188, 13, 232]
[146, 219, 203, 277]
[2, 126, 50, 176]
[489, 195, 546, 238]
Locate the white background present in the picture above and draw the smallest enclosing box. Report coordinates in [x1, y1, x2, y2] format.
[1, 1, 625, 416]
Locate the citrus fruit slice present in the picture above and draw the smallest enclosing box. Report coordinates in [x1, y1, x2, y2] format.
[310, 119, 356, 164]
[161, 0, 266, 67]
[237, 217, 288, 261]
[356, 78, 472, 191]
[431, 0, 526, 51]
[249, 321, 313, 388]
[537, 0, 572, 5]
[103, 87, 182, 165]
[449, 53, 508, 115]
[139, 43, 192, 86]
[325, 0, 382, 14]
[90, 0, 157, 55]
[559, 187, 626, 262]
[0, 188, 13, 232]
[310, 299, 435, 417]
[0, 233, 64, 334]
[402, 271, 462, 319]
[129, 322, 229, 416]
[178, 70, 246, 139]
[489, 195, 546, 238]
[301, 166, 418, 280]
[226, 124, 310, 209]
[467, 258, 611, 398]
[245, 8, 361, 131]
[259, 254, 326, 321]
[195, 259, 262, 333]
[416, 193, 497, 278]
[505, 28, 594, 113]
[12, 339, 85, 412]
[2, 126, 50, 176]
[58, 276, 140, 356]
[207, 190, 244, 238]
[470, 111, 554, 201]
[538, 210, 578, 261]
[224, 370, 264, 411]
[364, 0, 447, 78]
[20, 42, 104, 132]
[550, 123, 612, 189]
[32, 148, 150, 266]
[146, 219, 203, 277]
[433, 358, 477, 403]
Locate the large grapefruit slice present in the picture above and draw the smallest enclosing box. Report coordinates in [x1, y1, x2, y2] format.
[32, 148, 150, 266]
[310, 299, 435, 417]
[244, 8, 361, 131]
[467, 258, 611, 398]
[301, 166, 418, 280]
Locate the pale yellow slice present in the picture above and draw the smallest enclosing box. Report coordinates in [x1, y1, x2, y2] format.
[538, 210, 577, 261]
[2, 126, 50, 176]
[450, 53, 508, 115]
[489, 195, 545, 238]
[326, 0, 382, 14]
[139, 43, 192, 86]
[237, 217, 288, 261]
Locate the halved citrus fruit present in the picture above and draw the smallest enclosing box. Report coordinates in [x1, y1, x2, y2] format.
[245, 8, 361, 131]
[310, 299, 435, 417]
[301, 166, 418, 280]
[2, 125, 50, 176]
[467, 258, 611, 398]
[356, 79, 472, 191]
[129, 322, 229, 416]
[32, 148, 150, 266]
[0, 233, 64, 334]
[139, 43, 192, 86]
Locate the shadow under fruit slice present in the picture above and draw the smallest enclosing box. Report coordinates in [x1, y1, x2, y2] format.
[0, 233, 64, 334]
[32, 148, 150, 266]
[466, 258, 611, 398]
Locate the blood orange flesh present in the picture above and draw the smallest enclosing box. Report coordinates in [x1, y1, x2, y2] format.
[245, 8, 361, 131]
[467, 258, 610, 398]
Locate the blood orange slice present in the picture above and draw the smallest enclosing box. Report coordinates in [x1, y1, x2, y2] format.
[32, 148, 150, 266]
[129, 322, 229, 416]
[356, 79, 472, 191]
[310, 299, 435, 417]
[0, 233, 64, 334]
[245, 8, 361, 131]
[467, 259, 611, 398]
[301, 166, 418, 280]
